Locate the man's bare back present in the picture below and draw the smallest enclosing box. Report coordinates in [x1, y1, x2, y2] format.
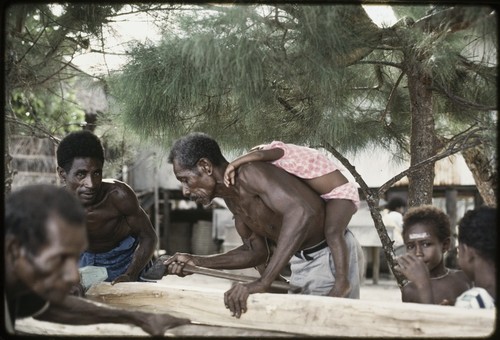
[165, 132, 364, 318]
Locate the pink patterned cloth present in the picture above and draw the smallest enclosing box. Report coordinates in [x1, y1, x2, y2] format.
[320, 182, 360, 209]
[263, 141, 345, 178]
[262, 141, 359, 209]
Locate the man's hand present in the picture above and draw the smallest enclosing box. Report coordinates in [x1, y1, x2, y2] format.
[111, 273, 134, 285]
[68, 283, 85, 297]
[224, 281, 268, 318]
[329, 278, 351, 298]
[395, 253, 429, 283]
[164, 253, 196, 277]
[223, 164, 237, 187]
[135, 311, 190, 336]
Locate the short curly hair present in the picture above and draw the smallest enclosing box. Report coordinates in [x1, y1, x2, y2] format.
[5, 184, 86, 255]
[458, 206, 496, 263]
[168, 132, 227, 169]
[57, 130, 104, 172]
[402, 205, 451, 242]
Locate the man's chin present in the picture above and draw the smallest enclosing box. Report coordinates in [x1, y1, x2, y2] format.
[79, 195, 95, 205]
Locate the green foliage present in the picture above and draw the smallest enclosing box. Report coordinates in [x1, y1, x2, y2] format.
[10, 84, 86, 136]
[5, 3, 124, 137]
[108, 4, 495, 160]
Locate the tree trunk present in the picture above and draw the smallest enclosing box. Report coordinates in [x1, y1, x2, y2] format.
[405, 58, 436, 207]
[461, 146, 497, 207]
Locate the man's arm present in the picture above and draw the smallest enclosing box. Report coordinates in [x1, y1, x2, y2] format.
[222, 163, 324, 318]
[112, 182, 158, 283]
[238, 162, 324, 289]
[224, 148, 284, 186]
[165, 217, 269, 272]
[35, 295, 189, 336]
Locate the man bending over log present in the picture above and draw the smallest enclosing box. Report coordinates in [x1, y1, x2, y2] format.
[165, 132, 364, 318]
[4, 184, 189, 335]
[56, 130, 157, 288]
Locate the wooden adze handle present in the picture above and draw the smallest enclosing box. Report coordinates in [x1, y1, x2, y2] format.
[183, 264, 302, 293]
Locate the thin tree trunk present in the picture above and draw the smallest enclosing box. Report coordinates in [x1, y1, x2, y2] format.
[461, 146, 497, 207]
[406, 59, 436, 207]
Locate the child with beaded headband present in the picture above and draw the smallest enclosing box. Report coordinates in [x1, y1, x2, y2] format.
[395, 205, 471, 305]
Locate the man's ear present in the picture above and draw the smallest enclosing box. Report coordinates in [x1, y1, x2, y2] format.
[57, 166, 67, 181]
[442, 237, 452, 252]
[459, 243, 476, 263]
[197, 158, 213, 175]
[5, 234, 22, 262]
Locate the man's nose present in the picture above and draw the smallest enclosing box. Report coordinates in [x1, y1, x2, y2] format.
[84, 175, 96, 188]
[181, 184, 190, 197]
[64, 261, 81, 285]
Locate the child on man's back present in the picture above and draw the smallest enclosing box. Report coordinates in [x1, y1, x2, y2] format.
[224, 141, 361, 298]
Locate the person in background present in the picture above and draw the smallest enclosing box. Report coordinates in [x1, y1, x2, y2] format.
[381, 197, 407, 254]
[455, 206, 496, 309]
[395, 205, 471, 305]
[4, 184, 189, 335]
[165, 133, 364, 319]
[56, 130, 157, 288]
[223, 140, 360, 298]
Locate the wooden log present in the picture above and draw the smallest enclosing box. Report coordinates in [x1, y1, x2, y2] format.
[15, 317, 294, 337]
[84, 282, 495, 337]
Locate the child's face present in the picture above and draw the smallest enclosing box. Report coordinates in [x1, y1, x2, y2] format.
[403, 223, 447, 272]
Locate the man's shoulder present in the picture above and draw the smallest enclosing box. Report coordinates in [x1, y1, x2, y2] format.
[238, 161, 285, 178]
[237, 162, 285, 189]
[99, 180, 138, 207]
[102, 179, 135, 195]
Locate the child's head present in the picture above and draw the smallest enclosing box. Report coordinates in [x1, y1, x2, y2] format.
[457, 206, 496, 279]
[402, 205, 451, 271]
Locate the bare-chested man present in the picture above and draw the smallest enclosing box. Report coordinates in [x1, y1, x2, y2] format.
[56, 130, 157, 285]
[4, 184, 189, 335]
[164, 132, 364, 318]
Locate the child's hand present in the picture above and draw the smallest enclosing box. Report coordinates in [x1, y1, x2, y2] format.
[395, 253, 430, 283]
[224, 164, 237, 187]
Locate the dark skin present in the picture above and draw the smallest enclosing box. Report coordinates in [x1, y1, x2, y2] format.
[166, 158, 325, 318]
[395, 223, 471, 305]
[224, 147, 356, 297]
[57, 157, 158, 284]
[5, 213, 189, 335]
[458, 243, 496, 301]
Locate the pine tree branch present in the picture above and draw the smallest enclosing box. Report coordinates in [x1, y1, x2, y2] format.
[5, 116, 61, 144]
[380, 71, 405, 122]
[377, 126, 485, 196]
[431, 83, 497, 111]
[413, 6, 493, 34]
[356, 60, 403, 69]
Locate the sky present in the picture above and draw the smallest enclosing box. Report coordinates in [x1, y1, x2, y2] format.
[71, 4, 398, 75]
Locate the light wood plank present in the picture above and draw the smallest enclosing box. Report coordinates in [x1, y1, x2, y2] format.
[84, 282, 495, 337]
